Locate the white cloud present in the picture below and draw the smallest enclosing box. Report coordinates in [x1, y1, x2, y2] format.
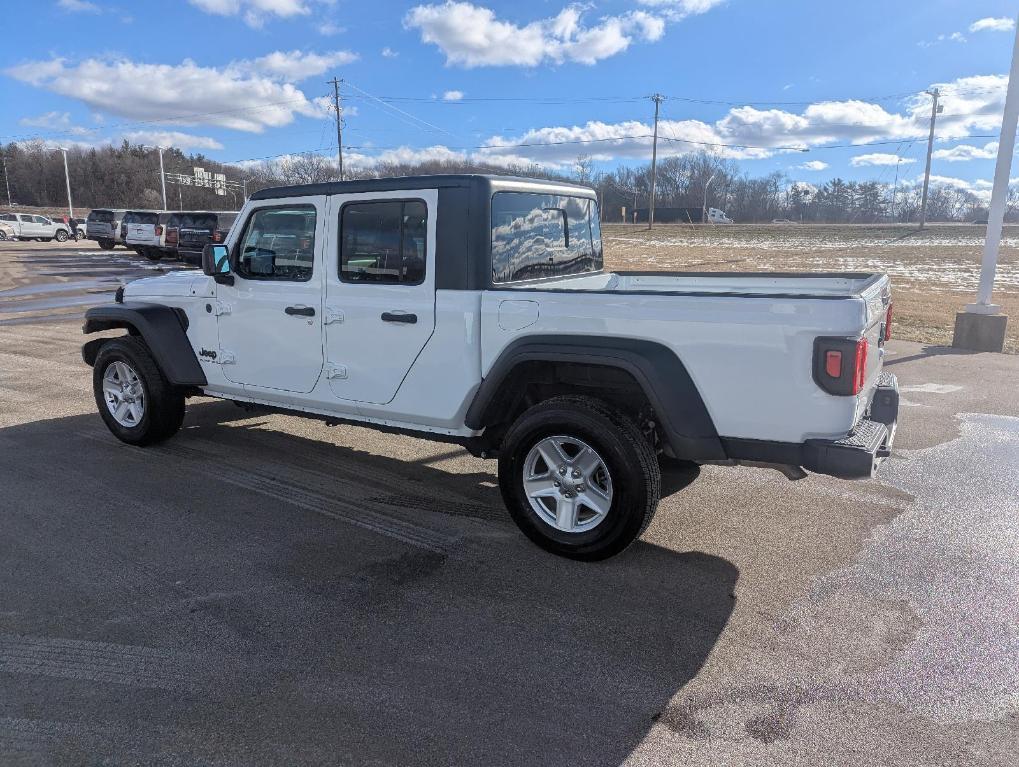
[319, 21, 345, 35]
[850, 153, 915, 167]
[797, 160, 828, 171]
[932, 141, 999, 162]
[442, 89, 464, 101]
[188, 0, 310, 28]
[381, 47, 399, 58]
[239, 49, 357, 81]
[120, 130, 224, 151]
[5, 56, 327, 133]
[58, 0, 101, 12]
[969, 17, 1015, 33]
[404, 2, 668, 67]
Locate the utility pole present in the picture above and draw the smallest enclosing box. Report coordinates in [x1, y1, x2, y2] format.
[1, 152, 11, 207]
[647, 93, 664, 230]
[328, 76, 344, 181]
[157, 147, 167, 210]
[241, 177, 248, 202]
[918, 88, 942, 229]
[59, 147, 73, 219]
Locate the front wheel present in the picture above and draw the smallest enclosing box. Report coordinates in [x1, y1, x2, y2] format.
[55, 229, 68, 242]
[0, 231, 6, 241]
[93, 337, 185, 446]
[498, 396, 661, 560]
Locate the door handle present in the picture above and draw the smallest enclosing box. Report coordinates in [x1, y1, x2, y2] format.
[381, 312, 417, 324]
[285, 305, 316, 317]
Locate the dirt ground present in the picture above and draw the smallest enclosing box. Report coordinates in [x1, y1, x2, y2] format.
[603, 223, 1019, 353]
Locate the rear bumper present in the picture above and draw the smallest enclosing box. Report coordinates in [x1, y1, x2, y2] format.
[720, 372, 899, 480]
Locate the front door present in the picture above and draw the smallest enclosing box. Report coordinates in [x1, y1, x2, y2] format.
[215, 198, 326, 393]
[324, 190, 437, 404]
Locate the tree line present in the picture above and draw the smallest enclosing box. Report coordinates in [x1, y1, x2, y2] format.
[0, 139, 994, 224]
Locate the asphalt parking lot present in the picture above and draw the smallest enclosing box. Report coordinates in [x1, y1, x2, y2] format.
[2, 239, 1018, 766]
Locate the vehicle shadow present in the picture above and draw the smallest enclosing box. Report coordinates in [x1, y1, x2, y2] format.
[884, 343, 982, 367]
[1, 402, 737, 766]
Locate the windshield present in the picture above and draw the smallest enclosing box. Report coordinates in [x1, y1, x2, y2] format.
[491, 192, 603, 284]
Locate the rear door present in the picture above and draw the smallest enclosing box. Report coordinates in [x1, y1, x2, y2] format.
[323, 189, 437, 404]
[19, 215, 39, 237]
[215, 198, 326, 393]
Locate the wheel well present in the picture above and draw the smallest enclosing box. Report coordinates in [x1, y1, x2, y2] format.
[479, 361, 658, 449]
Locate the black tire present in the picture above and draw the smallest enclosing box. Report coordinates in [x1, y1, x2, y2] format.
[0, 231, 6, 241]
[144, 248, 163, 261]
[92, 336, 185, 446]
[498, 395, 661, 561]
[55, 229, 68, 243]
[98, 238, 114, 250]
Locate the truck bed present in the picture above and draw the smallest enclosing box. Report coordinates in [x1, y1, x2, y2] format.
[508, 270, 885, 299]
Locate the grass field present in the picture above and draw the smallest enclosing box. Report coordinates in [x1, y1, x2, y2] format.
[602, 223, 1019, 353]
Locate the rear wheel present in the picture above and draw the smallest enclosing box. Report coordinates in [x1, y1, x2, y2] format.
[98, 238, 114, 250]
[0, 231, 7, 241]
[144, 248, 163, 261]
[93, 337, 185, 446]
[55, 229, 68, 242]
[498, 395, 661, 560]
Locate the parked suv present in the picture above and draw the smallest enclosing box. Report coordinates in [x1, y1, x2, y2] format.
[0, 212, 73, 241]
[122, 210, 168, 260]
[81, 175, 898, 560]
[176, 211, 238, 264]
[86, 208, 128, 249]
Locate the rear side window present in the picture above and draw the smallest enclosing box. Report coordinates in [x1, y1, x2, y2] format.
[236, 205, 316, 282]
[88, 210, 115, 223]
[491, 192, 603, 284]
[339, 200, 427, 285]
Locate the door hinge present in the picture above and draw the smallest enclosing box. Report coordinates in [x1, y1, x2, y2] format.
[212, 301, 232, 316]
[325, 363, 348, 380]
[324, 307, 344, 325]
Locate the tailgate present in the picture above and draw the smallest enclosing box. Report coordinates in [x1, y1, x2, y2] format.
[179, 228, 212, 248]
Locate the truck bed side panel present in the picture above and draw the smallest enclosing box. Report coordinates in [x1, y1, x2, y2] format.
[480, 290, 868, 444]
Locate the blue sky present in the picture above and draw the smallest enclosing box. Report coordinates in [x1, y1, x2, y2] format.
[2, 0, 1017, 199]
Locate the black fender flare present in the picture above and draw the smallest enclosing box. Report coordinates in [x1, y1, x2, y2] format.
[464, 335, 725, 461]
[81, 302, 207, 387]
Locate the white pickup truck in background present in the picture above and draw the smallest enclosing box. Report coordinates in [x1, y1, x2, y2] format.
[0, 212, 74, 242]
[81, 174, 898, 560]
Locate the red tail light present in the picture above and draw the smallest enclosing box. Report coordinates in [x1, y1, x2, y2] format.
[852, 338, 868, 395]
[883, 303, 893, 342]
[155, 225, 163, 236]
[166, 228, 178, 244]
[824, 350, 842, 378]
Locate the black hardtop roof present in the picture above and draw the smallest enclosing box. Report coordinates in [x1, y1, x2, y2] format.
[249, 173, 595, 201]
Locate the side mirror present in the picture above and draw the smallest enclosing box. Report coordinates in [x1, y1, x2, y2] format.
[202, 243, 233, 284]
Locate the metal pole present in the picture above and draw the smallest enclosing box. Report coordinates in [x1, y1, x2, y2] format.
[59, 148, 73, 219]
[158, 147, 167, 210]
[329, 76, 344, 181]
[1, 154, 11, 206]
[242, 178, 248, 201]
[918, 88, 941, 229]
[647, 93, 663, 230]
[703, 173, 716, 224]
[968, 15, 1019, 313]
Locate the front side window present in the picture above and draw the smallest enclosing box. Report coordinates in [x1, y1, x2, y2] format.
[236, 205, 316, 282]
[491, 192, 603, 284]
[340, 200, 427, 284]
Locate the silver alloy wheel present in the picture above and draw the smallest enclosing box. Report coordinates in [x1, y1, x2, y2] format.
[102, 360, 145, 428]
[522, 435, 613, 533]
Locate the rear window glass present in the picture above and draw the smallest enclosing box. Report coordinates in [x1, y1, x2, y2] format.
[491, 192, 603, 284]
[217, 213, 238, 229]
[124, 212, 158, 225]
[88, 210, 115, 223]
[179, 213, 217, 229]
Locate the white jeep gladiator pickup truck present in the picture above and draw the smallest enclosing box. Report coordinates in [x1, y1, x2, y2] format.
[82, 174, 898, 560]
